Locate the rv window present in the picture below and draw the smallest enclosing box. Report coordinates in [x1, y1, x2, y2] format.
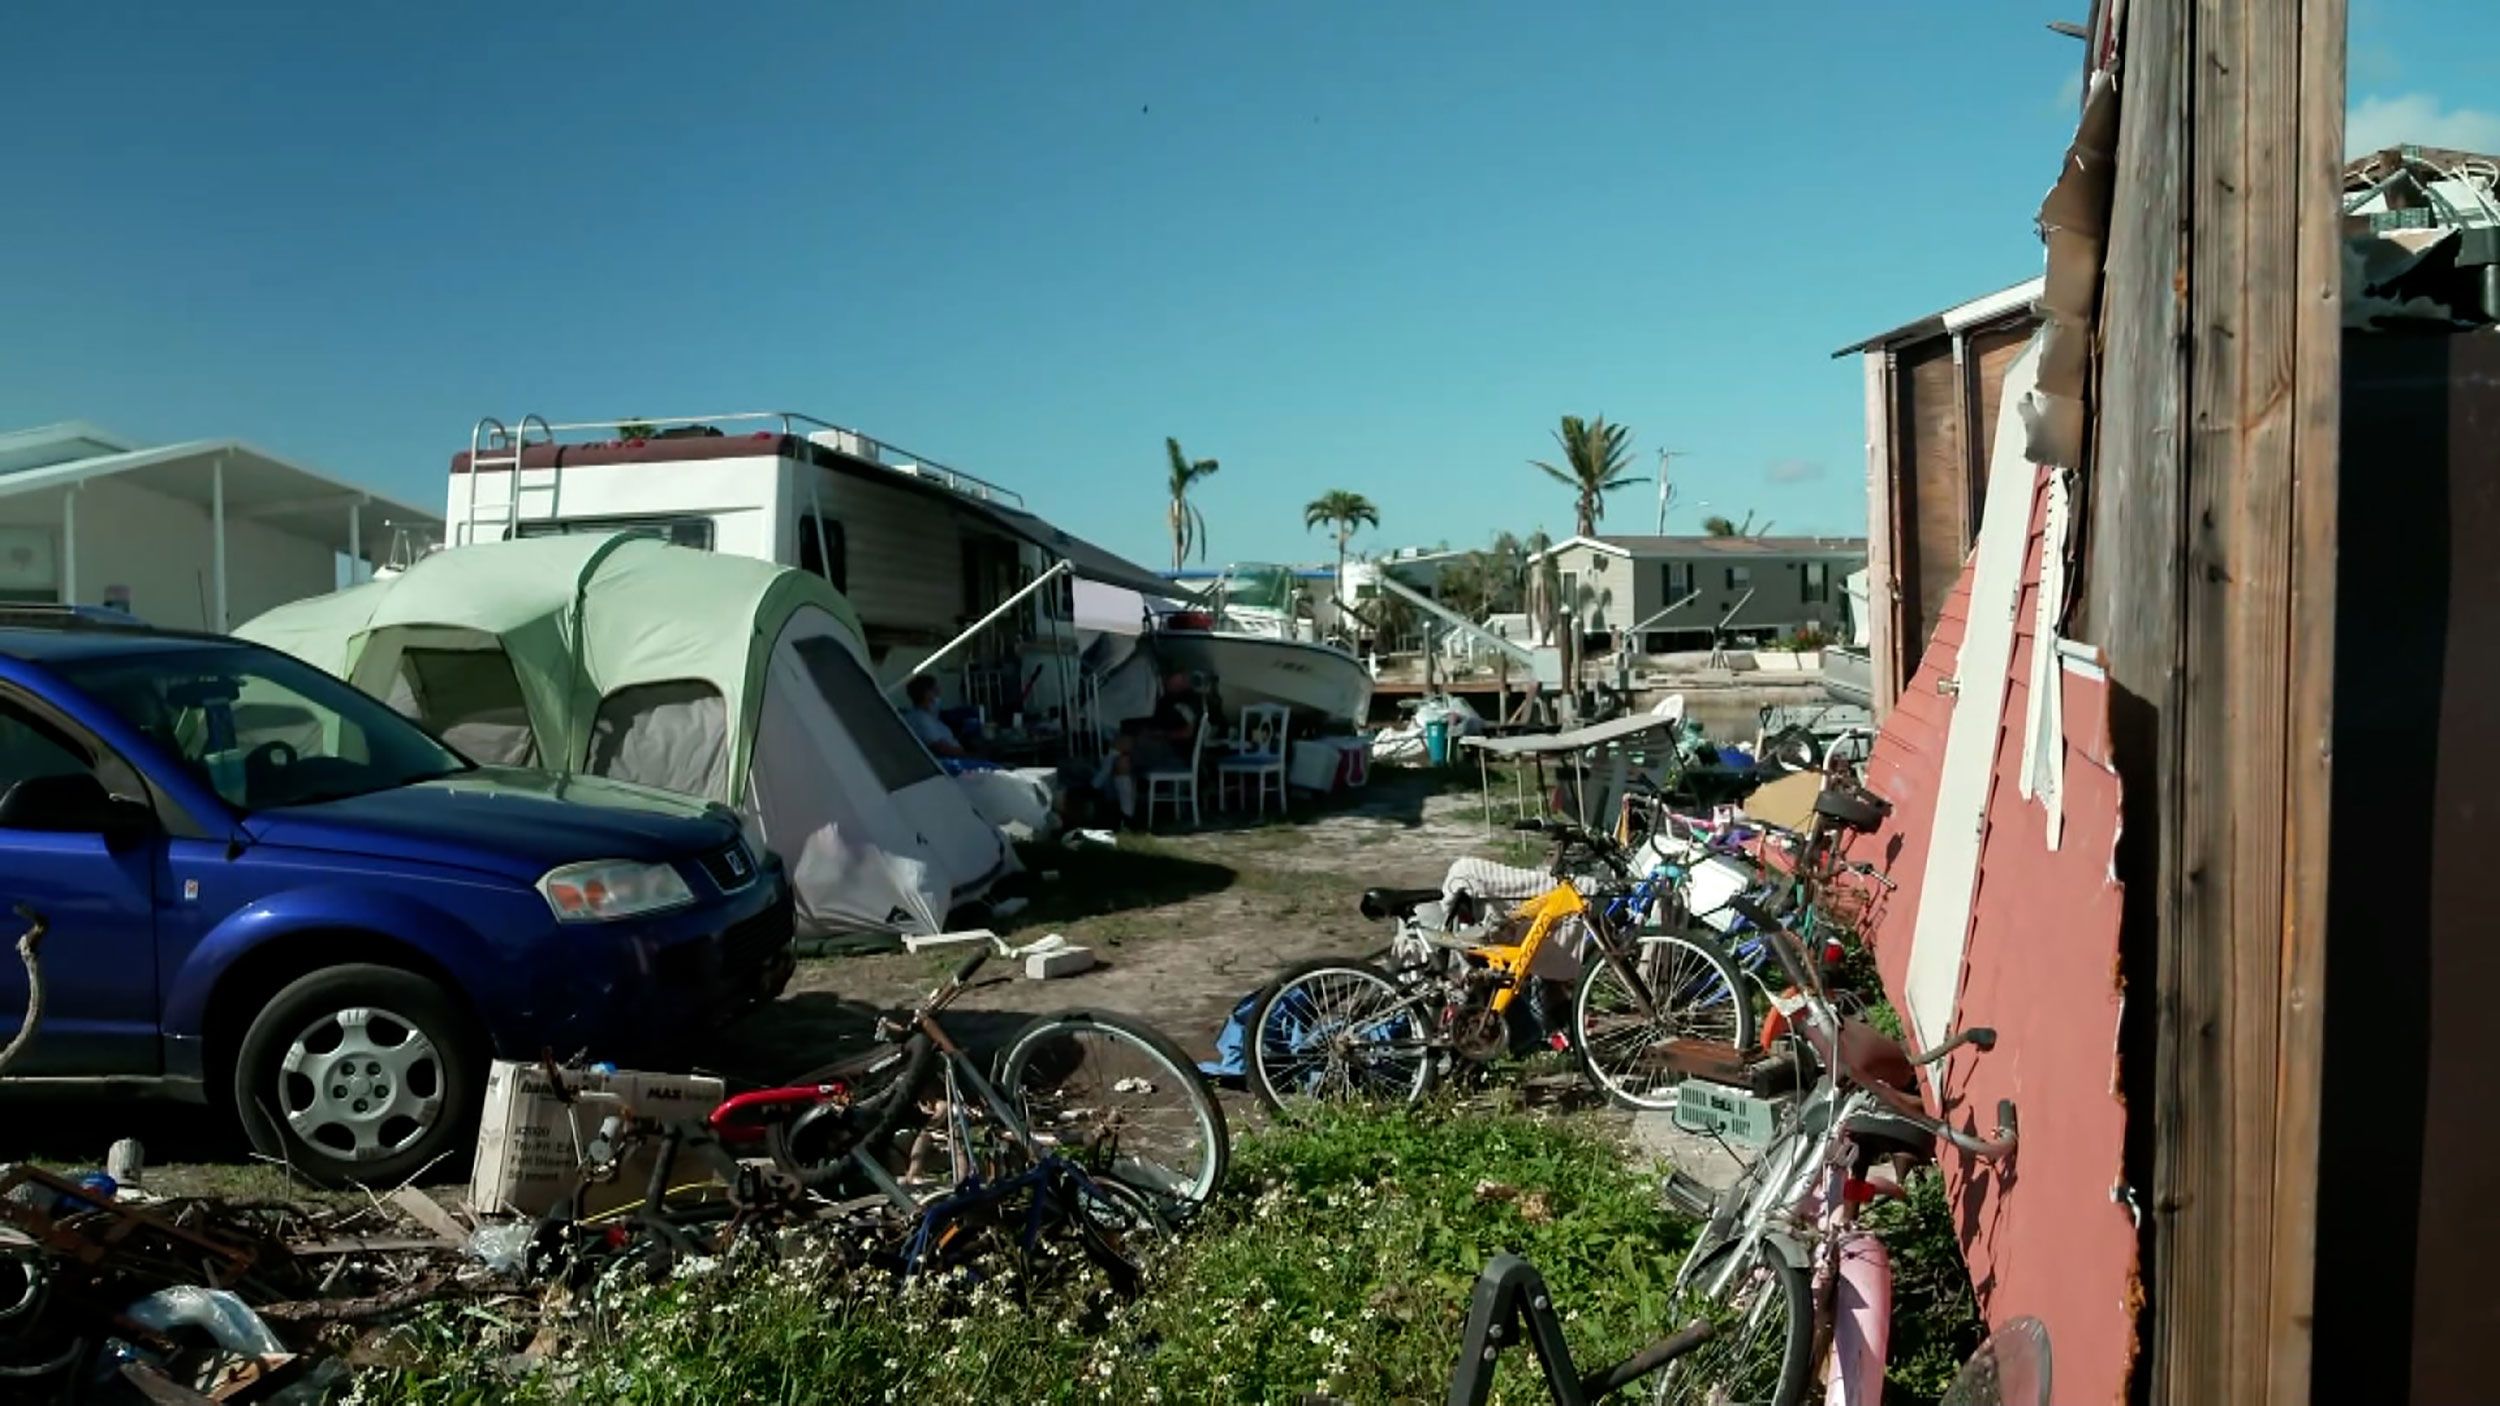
[1725, 565, 1753, 591]
[1662, 562, 1696, 599]
[589, 681, 730, 803]
[791, 636, 944, 793]
[1801, 560, 1831, 603]
[798, 515, 848, 594]
[395, 648, 539, 767]
[512, 516, 715, 551]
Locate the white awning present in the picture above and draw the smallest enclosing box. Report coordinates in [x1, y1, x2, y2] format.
[0, 435, 441, 557]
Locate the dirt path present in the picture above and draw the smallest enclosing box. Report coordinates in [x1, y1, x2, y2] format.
[712, 769, 1519, 1079]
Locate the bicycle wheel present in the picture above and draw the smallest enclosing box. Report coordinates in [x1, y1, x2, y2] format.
[766, 1038, 938, 1193]
[1574, 929, 1755, 1110]
[997, 1010, 1230, 1221]
[1247, 960, 1437, 1113]
[1651, 1239, 1814, 1406]
[1055, 1166, 1163, 1296]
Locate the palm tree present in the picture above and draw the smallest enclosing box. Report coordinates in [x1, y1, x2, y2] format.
[1302, 490, 1381, 614]
[1164, 437, 1220, 571]
[1702, 509, 1768, 538]
[1531, 415, 1645, 539]
[1440, 553, 1497, 622]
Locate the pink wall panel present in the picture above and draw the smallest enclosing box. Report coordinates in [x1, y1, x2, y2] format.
[1850, 465, 2136, 1404]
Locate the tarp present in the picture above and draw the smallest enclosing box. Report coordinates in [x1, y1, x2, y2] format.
[1458, 712, 1686, 757]
[239, 534, 1008, 936]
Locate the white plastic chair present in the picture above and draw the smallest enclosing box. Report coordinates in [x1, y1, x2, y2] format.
[1216, 703, 1292, 818]
[1144, 712, 1209, 829]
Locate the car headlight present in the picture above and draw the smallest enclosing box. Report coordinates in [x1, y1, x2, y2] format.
[538, 860, 696, 923]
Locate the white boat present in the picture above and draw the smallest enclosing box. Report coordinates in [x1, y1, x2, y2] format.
[1073, 570, 1375, 729]
[1148, 566, 1373, 726]
[1147, 623, 1375, 726]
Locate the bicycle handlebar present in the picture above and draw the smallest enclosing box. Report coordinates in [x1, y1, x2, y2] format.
[1911, 1026, 1995, 1066]
[1936, 1098, 2020, 1161]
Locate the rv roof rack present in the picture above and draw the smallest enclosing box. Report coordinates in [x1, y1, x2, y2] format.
[469, 411, 1025, 507]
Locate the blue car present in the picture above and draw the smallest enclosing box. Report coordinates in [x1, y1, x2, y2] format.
[0, 616, 794, 1184]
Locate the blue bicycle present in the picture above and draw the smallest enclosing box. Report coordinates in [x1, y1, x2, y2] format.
[1570, 784, 1895, 1110]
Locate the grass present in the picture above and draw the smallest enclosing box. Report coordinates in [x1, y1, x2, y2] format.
[362, 1105, 1695, 1405]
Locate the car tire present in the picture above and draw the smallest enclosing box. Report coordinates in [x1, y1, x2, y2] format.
[231, 963, 485, 1188]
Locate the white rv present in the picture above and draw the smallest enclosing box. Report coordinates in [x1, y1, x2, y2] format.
[443, 412, 1173, 738]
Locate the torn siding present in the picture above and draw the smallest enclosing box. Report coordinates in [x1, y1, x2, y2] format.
[1851, 459, 2136, 1406]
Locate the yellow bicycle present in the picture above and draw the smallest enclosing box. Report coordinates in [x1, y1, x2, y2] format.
[1247, 818, 1648, 1110]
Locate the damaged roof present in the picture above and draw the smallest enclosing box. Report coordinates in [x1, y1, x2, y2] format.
[1831, 275, 2048, 358]
[1527, 533, 1867, 563]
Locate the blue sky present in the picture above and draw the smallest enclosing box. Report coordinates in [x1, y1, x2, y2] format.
[3, 2, 2490, 571]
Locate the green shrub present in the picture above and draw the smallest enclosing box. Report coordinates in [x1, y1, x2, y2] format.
[365, 1105, 1695, 1405]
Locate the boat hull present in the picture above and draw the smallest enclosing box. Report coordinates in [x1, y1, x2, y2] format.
[1148, 630, 1374, 726]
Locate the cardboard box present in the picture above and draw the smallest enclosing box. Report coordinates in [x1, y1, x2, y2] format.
[468, 1060, 725, 1218]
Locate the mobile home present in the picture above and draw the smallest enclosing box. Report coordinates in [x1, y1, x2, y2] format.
[443, 412, 1172, 734]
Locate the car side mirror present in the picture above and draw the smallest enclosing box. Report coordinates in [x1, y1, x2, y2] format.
[0, 773, 157, 844]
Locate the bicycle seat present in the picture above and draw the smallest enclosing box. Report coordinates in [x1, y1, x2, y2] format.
[1361, 887, 1445, 921]
[1814, 786, 1892, 834]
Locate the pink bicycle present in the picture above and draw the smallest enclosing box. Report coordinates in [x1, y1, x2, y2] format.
[1643, 893, 2020, 1406]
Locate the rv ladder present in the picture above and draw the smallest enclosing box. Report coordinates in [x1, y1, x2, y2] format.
[461, 414, 555, 545]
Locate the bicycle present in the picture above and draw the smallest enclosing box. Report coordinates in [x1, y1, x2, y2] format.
[1572, 782, 1896, 1111]
[1248, 817, 1751, 1112]
[1413, 1263, 2046, 1406]
[1646, 893, 2018, 1406]
[742, 947, 1230, 1228]
[543, 948, 1230, 1290]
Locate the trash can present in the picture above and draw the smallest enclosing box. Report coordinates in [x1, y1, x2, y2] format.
[1424, 717, 1451, 766]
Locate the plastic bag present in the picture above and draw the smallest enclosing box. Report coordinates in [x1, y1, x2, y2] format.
[465, 1221, 536, 1275]
[124, 1286, 285, 1357]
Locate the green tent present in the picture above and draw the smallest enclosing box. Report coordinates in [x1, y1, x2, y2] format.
[239, 534, 1006, 935]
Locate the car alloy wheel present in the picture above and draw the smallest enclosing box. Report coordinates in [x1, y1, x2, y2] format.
[276, 1005, 446, 1163]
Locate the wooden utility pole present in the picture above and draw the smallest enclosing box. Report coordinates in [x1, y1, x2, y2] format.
[2087, 0, 2344, 1398]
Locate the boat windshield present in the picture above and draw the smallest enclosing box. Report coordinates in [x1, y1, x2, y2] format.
[1213, 564, 1303, 613]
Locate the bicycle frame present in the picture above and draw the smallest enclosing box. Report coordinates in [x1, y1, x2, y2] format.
[1465, 880, 1597, 1017]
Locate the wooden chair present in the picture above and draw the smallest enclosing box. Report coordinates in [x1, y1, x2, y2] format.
[1144, 713, 1209, 829]
[1216, 703, 1292, 818]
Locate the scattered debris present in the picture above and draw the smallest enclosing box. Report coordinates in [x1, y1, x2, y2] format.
[900, 927, 995, 953]
[1003, 932, 1097, 979]
[470, 1060, 726, 1218]
[105, 1141, 144, 1192]
[384, 1188, 468, 1249]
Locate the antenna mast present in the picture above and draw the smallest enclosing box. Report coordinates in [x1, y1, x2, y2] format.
[1654, 449, 1690, 534]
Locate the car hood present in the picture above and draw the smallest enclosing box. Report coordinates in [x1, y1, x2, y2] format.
[242, 767, 740, 885]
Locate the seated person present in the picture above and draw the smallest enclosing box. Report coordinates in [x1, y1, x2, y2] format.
[902, 675, 969, 759]
[1102, 670, 1210, 821]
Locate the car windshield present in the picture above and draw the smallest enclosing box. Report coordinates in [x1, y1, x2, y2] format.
[55, 644, 471, 813]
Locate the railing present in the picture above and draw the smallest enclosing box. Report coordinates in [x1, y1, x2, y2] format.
[468, 410, 1026, 507]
